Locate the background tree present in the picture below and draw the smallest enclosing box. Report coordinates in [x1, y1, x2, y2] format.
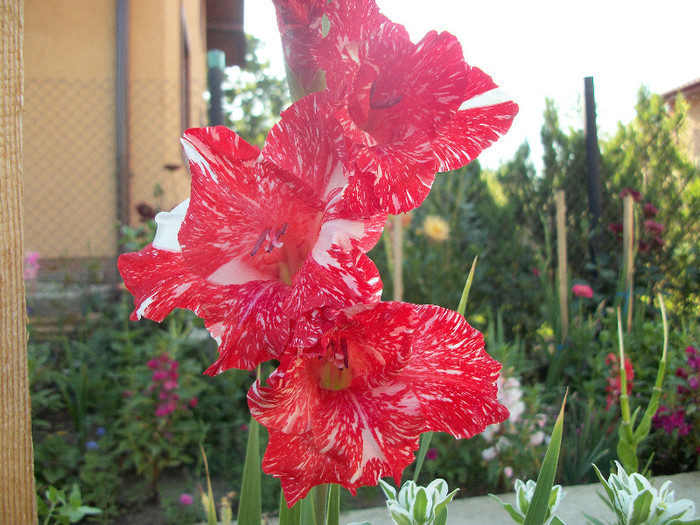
[603, 87, 700, 315]
[223, 35, 290, 147]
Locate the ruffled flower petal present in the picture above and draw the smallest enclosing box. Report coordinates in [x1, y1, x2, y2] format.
[201, 281, 293, 374]
[118, 245, 204, 323]
[399, 305, 510, 438]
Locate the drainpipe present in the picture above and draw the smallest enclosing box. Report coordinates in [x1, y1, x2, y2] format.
[116, 0, 130, 250]
[207, 49, 226, 126]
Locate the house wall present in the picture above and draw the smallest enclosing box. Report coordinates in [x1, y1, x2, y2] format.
[128, 0, 206, 225]
[24, 0, 118, 261]
[24, 0, 209, 279]
[684, 91, 700, 162]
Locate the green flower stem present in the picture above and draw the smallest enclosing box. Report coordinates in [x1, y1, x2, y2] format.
[413, 431, 434, 482]
[616, 295, 669, 473]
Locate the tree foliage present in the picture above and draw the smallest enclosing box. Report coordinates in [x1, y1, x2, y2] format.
[223, 35, 290, 147]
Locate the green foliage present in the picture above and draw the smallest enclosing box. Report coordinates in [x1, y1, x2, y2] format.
[602, 88, 700, 316]
[37, 484, 102, 525]
[224, 35, 291, 147]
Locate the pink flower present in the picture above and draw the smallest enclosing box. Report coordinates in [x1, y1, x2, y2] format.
[179, 493, 194, 505]
[249, 302, 507, 506]
[620, 187, 642, 202]
[571, 284, 593, 299]
[643, 203, 658, 218]
[188, 397, 198, 409]
[643, 219, 665, 234]
[607, 222, 624, 234]
[425, 448, 438, 461]
[24, 251, 40, 280]
[155, 401, 177, 418]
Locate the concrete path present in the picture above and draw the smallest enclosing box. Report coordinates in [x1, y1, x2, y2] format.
[256, 471, 700, 524]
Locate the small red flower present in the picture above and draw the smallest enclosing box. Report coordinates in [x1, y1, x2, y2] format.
[643, 219, 665, 234]
[571, 284, 593, 299]
[249, 302, 507, 505]
[620, 187, 642, 202]
[643, 203, 658, 218]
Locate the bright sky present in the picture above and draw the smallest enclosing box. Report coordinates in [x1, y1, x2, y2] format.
[244, 0, 700, 170]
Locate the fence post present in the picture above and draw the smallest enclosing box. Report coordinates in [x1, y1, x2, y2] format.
[1, 1, 38, 523]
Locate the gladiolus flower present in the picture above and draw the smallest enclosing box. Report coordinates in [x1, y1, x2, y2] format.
[272, 0, 518, 216]
[249, 302, 507, 505]
[119, 114, 386, 373]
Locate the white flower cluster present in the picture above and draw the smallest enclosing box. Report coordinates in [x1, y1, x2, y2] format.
[376, 478, 458, 525]
[491, 479, 566, 525]
[595, 461, 698, 525]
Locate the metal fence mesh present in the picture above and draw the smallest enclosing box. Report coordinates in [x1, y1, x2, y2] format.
[23, 77, 192, 284]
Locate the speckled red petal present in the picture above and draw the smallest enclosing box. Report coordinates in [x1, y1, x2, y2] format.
[399, 305, 509, 438]
[118, 245, 204, 323]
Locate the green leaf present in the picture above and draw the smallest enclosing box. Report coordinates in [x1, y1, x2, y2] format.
[457, 256, 478, 316]
[550, 516, 567, 525]
[300, 492, 317, 525]
[326, 484, 340, 525]
[490, 495, 525, 524]
[411, 487, 429, 523]
[580, 513, 606, 525]
[237, 417, 261, 525]
[523, 392, 567, 525]
[434, 506, 449, 525]
[279, 491, 301, 525]
[629, 490, 653, 524]
[200, 445, 218, 525]
[616, 436, 639, 475]
[388, 506, 414, 525]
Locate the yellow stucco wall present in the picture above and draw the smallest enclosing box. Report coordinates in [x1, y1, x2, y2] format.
[684, 91, 700, 162]
[24, 0, 209, 269]
[129, 0, 207, 225]
[24, 0, 118, 260]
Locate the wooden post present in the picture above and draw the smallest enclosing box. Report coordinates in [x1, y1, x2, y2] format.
[1, 1, 38, 523]
[556, 190, 569, 343]
[622, 194, 635, 332]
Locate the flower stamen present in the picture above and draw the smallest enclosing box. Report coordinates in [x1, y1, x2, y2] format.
[250, 223, 289, 257]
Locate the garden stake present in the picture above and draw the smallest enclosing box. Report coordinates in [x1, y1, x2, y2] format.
[556, 190, 569, 343]
[622, 194, 635, 332]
